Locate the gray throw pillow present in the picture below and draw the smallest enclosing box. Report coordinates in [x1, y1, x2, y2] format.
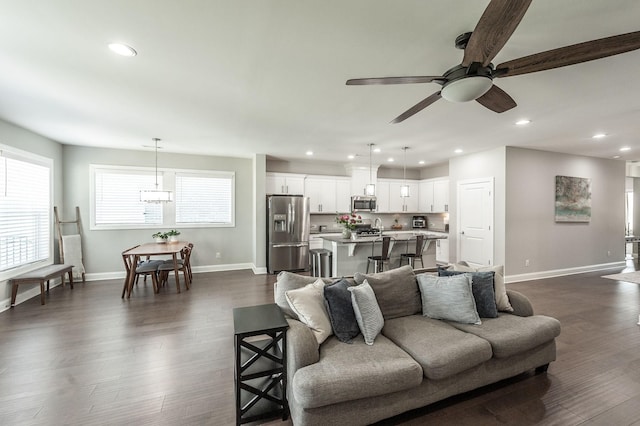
[348, 281, 384, 345]
[324, 279, 360, 343]
[274, 271, 331, 320]
[416, 273, 481, 325]
[438, 268, 498, 318]
[353, 265, 421, 319]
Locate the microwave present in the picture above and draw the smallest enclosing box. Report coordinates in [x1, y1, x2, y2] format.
[351, 195, 377, 212]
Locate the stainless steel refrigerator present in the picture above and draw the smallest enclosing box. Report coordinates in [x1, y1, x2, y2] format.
[267, 195, 310, 274]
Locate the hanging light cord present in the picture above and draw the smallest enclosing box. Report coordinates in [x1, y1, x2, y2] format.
[153, 138, 160, 189]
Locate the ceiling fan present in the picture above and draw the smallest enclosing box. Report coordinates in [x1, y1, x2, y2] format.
[346, 0, 640, 123]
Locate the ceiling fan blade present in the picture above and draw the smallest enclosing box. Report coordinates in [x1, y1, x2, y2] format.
[462, 0, 533, 67]
[346, 76, 446, 85]
[475, 85, 517, 113]
[495, 31, 640, 78]
[390, 91, 442, 124]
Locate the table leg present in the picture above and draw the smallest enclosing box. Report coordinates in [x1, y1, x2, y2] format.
[173, 253, 181, 293]
[11, 283, 18, 307]
[68, 270, 74, 289]
[40, 281, 45, 305]
[127, 255, 140, 298]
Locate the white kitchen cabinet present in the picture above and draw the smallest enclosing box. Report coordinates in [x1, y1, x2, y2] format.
[433, 179, 449, 212]
[335, 178, 351, 213]
[382, 180, 420, 213]
[375, 181, 391, 213]
[266, 173, 305, 195]
[436, 238, 449, 264]
[305, 177, 337, 213]
[419, 178, 449, 213]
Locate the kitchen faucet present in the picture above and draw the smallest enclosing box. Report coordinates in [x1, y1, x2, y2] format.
[374, 217, 383, 234]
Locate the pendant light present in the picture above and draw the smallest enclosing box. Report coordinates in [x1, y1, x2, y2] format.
[365, 143, 376, 196]
[140, 138, 173, 203]
[400, 147, 410, 197]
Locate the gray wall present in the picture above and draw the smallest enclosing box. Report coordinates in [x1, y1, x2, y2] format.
[253, 154, 267, 271]
[62, 145, 255, 277]
[505, 147, 625, 275]
[448, 147, 507, 267]
[0, 119, 63, 304]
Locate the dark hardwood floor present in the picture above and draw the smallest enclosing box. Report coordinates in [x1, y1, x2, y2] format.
[1, 263, 640, 425]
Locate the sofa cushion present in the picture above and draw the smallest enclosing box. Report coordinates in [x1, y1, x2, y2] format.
[417, 273, 481, 325]
[382, 315, 492, 380]
[291, 334, 422, 409]
[324, 278, 360, 343]
[285, 279, 333, 344]
[446, 314, 561, 358]
[274, 272, 332, 320]
[438, 269, 498, 318]
[453, 264, 513, 312]
[348, 281, 384, 345]
[353, 265, 421, 319]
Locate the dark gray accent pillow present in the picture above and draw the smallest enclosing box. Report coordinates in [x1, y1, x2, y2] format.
[353, 265, 421, 320]
[324, 279, 360, 343]
[437, 268, 498, 318]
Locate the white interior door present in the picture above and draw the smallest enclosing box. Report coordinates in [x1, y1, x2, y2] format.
[457, 178, 494, 266]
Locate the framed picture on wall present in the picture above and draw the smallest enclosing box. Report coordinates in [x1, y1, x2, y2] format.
[555, 175, 592, 222]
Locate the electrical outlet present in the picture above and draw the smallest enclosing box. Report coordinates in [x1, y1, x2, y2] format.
[216, 252, 221, 259]
[525, 259, 530, 267]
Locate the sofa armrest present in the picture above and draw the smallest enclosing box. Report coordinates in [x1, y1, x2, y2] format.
[506, 290, 534, 317]
[286, 318, 320, 378]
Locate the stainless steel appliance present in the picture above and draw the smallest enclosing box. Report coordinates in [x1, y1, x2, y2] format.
[267, 195, 310, 274]
[412, 215, 426, 228]
[351, 195, 377, 212]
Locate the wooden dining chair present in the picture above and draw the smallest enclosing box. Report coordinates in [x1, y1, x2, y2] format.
[158, 245, 192, 292]
[121, 245, 162, 296]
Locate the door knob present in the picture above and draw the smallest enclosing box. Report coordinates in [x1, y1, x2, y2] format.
[461, 231, 465, 235]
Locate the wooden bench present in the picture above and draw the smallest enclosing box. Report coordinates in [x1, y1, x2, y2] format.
[10, 264, 74, 307]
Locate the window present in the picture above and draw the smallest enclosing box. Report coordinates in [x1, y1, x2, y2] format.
[91, 165, 235, 229]
[91, 166, 163, 228]
[176, 172, 234, 225]
[0, 147, 52, 273]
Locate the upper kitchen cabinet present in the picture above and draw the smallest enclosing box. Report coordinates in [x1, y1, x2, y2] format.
[419, 178, 449, 213]
[377, 179, 419, 213]
[305, 175, 351, 214]
[266, 173, 305, 195]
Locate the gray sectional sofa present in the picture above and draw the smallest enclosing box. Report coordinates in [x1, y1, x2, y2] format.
[274, 265, 561, 426]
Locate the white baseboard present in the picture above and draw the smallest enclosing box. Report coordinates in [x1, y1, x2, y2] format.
[506, 261, 626, 283]
[252, 265, 268, 275]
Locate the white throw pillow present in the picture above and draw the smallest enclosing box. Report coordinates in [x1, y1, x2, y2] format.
[285, 278, 333, 344]
[348, 280, 384, 345]
[452, 264, 513, 312]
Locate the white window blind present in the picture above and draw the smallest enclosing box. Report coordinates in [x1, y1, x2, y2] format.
[0, 152, 51, 272]
[94, 169, 162, 225]
[176, 173, 234, 225]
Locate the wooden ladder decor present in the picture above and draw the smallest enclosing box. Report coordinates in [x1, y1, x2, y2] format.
[54, 206, 86, 283]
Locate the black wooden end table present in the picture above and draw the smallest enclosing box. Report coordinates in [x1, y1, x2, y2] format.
[233, 303, 289, 425]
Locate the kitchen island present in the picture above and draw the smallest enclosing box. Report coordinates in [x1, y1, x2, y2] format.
[320, 231, 447, 277]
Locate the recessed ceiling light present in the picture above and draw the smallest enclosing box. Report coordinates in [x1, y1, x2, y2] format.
[620, 147, 631, 152]
[347, 154, 355, 159]
[613, 155, 621, 159]
[373, 148, 381, 153]
[305, 150, 313, 156]
[592, 133, 607, 139]
[454, 149, 463, 154]
[387, 157, 394, 162]
[515, 119, 531, 126]
[108, 43, 137, 57]
[418, 160, 425, 165]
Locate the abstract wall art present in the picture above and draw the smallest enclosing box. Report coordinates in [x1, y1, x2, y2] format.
[555, 175, 592, 222]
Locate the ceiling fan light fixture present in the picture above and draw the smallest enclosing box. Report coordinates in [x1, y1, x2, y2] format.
[441, 76, 493, 102]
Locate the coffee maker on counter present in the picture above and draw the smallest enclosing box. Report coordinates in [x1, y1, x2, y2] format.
[412, 215, 426, 229]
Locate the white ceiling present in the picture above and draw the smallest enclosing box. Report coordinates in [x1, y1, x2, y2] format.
[0, 0, 639, 168]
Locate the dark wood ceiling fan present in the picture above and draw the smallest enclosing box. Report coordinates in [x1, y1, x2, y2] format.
[346, 0, 640, 123]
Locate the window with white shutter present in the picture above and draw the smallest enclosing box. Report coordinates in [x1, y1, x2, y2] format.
[175, 172, 234, 225]
[0, 148, 52, 273]
[91, 166, 162, 228]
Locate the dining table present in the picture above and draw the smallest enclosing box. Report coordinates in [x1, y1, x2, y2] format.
[122, 240, 190, 298]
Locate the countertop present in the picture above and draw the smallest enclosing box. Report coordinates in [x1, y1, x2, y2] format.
[320, 230, 448, 244]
